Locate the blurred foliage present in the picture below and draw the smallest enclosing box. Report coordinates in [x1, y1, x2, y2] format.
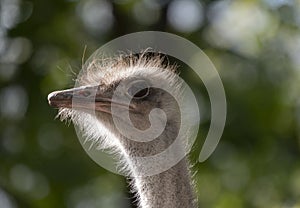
[1, 0, 300, 207]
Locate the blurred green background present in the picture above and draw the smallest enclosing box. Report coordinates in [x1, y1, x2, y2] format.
[1, 0, 300, 207]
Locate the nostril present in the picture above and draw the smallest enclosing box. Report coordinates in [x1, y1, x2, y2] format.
[56, 94, 62, 99]
[58, 93, 68, 99]
[82, 91, 91, 97]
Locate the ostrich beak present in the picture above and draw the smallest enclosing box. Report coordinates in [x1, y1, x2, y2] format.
[48, 86, 134, 113]
[48, 86, 111, 112]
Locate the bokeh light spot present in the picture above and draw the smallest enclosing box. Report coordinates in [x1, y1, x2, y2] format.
[1, 126, 25, 154]
[206, 0, 277, 56]
[167, 0, 204, 33]
[77, 0, 114, 35]
[9, 164, 50, 199]
[133, 1, 161, 26]
[0, 0, 20, 29]
[10, 164, 35, 192]
[0, 85, 28, 121]
[1, 37, 32, 64]
[0, 189, 16, 208]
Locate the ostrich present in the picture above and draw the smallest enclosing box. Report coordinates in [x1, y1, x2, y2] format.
[48, 52, 198, 208]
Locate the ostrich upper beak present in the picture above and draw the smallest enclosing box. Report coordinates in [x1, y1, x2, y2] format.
[48, 85, 132, 114]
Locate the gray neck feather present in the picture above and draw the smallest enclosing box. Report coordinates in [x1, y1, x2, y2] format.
[117, 123, 197, 208]
[133, 158, 196, 208]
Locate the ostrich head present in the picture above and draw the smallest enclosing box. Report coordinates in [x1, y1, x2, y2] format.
[48, 53, 184, 159]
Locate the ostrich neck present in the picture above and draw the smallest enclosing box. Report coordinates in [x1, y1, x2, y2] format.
[117, 124, 197, 208]
[133, 158, 196, 208]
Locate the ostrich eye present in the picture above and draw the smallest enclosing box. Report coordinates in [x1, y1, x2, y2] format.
[127, 80, 150, 99]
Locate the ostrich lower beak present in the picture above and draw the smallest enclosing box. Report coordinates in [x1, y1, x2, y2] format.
[48, 86, 135, 113]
